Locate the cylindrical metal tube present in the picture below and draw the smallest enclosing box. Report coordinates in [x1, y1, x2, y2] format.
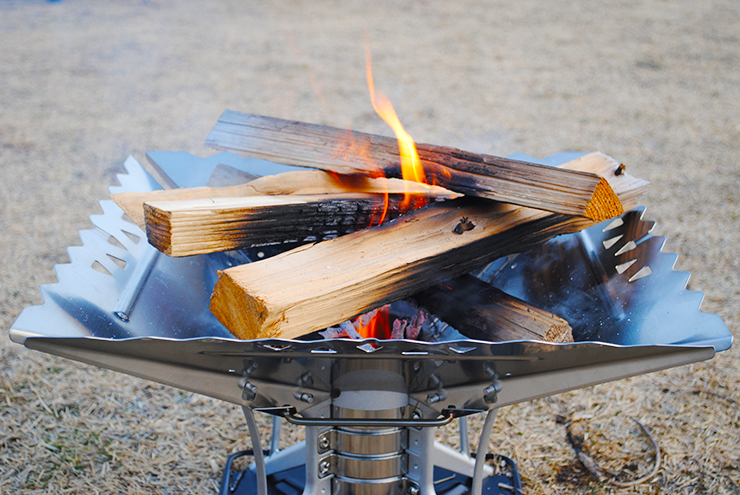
[334, 452, 406, 481]
[332, 477, 405, 495]
[334, 428, 405, 456]
[329, 377, 408, 495]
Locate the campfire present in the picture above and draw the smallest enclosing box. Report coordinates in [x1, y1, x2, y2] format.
[12, 107, 731, 494]
[12, 58, 733, 495]
[112, 106, 647, 345]
[110, 55, 648, 347]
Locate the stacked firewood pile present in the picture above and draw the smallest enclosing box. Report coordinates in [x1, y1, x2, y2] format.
[112, 111, 649, 344]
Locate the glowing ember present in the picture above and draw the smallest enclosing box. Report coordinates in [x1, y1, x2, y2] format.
[319, 305, 429, 341]
[365, 46, 428, 210]
[355, 305, 391, 339]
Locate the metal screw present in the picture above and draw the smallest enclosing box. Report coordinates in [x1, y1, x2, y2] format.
[241, 382, 257, 402]
[407, 483, 420, 495]
[318, 434, 331, 450]
[483, 381, 501, 404]
[319, 459, 331, 476]
[411, 411, 422, 421]
[299, 371, 313, 386]
[296, 392, 314, 403]
[484, 362, 497, 378]
[484, 382, 501, 396]
[243, 361, 257, 376]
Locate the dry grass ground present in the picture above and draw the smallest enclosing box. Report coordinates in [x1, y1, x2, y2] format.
[1, 1, 738, 493]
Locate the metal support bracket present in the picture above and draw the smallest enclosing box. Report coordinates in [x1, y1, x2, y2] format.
[258, 406, 466, 427]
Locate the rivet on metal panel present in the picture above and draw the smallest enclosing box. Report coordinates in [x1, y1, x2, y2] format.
[318, 432, 331, 452]
[295, 392, 315, 404]
[318, 458, 332, 478]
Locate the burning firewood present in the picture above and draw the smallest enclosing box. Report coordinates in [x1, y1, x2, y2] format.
[412, 274, 573, 343]
[210, 152, 648, 341]
[206, 111, 624, 221]
[112, 169, 457, 229]
[143, 191, 452, 257]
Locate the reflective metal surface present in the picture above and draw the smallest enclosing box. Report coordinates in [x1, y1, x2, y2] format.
[326, 405, 407, 495]
[331, 428, 406, 457]
[476, 207, 731, 350]
[10, 151, 732, 417]
[10, 149, 732, 495]
[9, 156, 235, 342]
[333, 453, 406, 482]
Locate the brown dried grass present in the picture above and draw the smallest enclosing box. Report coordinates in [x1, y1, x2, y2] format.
[1, 0, 739, 493]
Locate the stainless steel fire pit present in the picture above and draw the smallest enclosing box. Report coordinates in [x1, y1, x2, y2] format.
[10, 150, 731, 495]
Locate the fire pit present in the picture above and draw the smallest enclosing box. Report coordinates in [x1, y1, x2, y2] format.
[10, 144, 731, 494]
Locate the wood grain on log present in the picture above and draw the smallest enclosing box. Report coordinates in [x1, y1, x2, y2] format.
[210, 152, 648, 340]
[144, 192, 447, 257]
[206, 110, 623, 221]
[413, 274, 573, 343]
[113, 169, 458, 229]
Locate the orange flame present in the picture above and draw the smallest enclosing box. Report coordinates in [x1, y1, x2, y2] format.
[365, 46, 428, 209]
[355, 305, 391, 339]
[331, 129, 389, 226]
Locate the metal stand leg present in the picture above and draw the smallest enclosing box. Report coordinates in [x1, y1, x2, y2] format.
[302, 424, 332, 495]
[459, 417, 470, 457]
[472, 409, 497, 495]
[221, 408, 520, 495]
[271, 416, 282, 454]
[407, 424, 436, 494]
[243, 407, 268, 495]
[262, 441, 307, 475]
[432, 442, 493, 478]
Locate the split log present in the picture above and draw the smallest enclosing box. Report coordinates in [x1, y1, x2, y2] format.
[412, 274, 573, 343]
[144, 192, 451, 257]
[113, 169, 458, 229]
[210, 152, 649, 340]
[206, 110, 623, 221]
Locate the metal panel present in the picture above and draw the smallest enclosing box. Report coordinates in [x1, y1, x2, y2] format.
[10, 152, 731, 415]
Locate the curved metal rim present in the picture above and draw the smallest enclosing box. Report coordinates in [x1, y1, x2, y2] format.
[20, 333, 723, 357]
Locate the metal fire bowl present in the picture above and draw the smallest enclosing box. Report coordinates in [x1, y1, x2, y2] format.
[10, 151, 732, 419]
